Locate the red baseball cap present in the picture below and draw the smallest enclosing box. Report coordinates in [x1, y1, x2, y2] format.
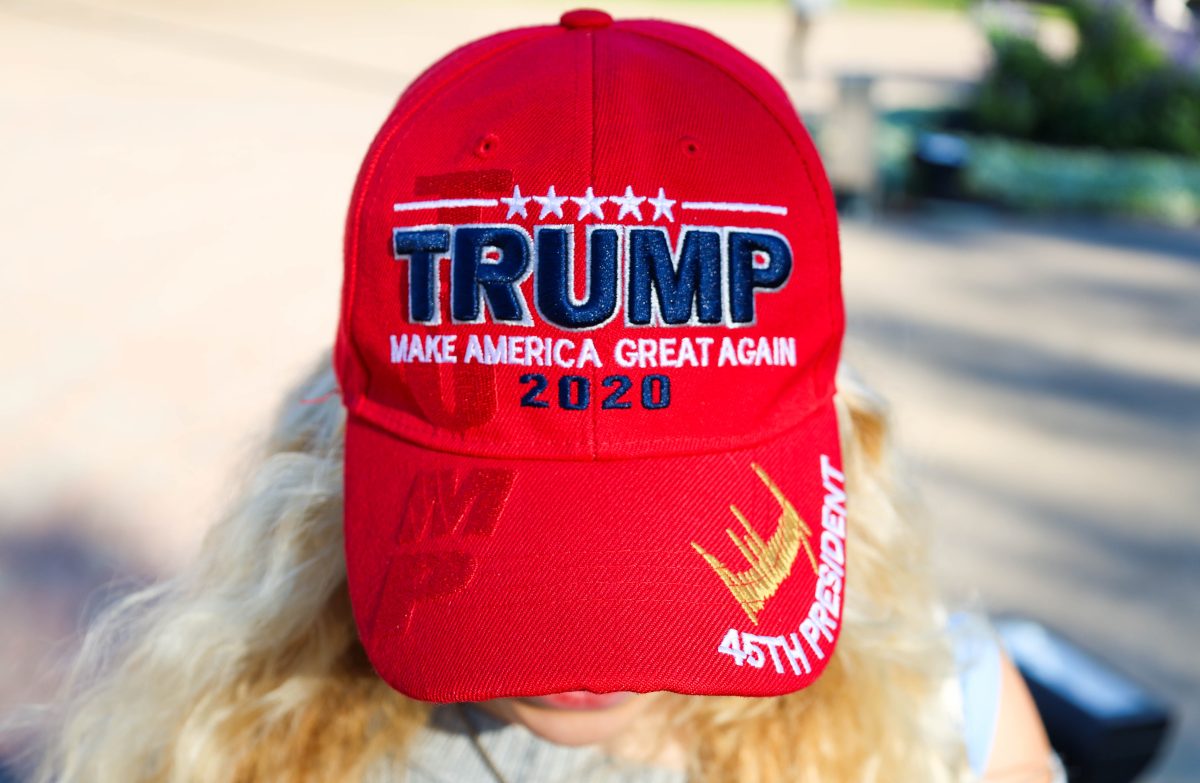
[335, 8, 847, 703]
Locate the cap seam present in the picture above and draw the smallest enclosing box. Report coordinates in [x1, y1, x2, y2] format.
[587, 28, 599, 459]
[348, 390, 836, 464]
[617, 23, 842, 357]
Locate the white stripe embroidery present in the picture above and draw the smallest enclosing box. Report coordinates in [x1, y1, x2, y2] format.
[681, 201, 788, 216]
[390, 194, 788, 218]
[393, 198, 499, 212]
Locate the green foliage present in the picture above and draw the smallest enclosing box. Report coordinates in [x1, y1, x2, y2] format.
[963, 135, 1200, 223]
[871, 108, 1200, 224]
[970, 0, 1200, 157]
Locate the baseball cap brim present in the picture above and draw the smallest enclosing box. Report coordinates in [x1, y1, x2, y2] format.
[344, 398, 847, 703]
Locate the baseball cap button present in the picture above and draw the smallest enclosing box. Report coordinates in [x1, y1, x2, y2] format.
[560, 8, 613, 29]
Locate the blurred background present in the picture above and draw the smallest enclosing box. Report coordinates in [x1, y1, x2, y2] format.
[1, 0, 1197, 780]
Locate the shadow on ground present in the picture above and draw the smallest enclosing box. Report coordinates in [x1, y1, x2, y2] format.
[0, 512, 152, 778]
[843, 207, 1200, 782]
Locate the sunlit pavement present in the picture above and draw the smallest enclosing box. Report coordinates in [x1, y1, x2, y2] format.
[843, 208, 1200, 782]
[1, 0, 1196, 778]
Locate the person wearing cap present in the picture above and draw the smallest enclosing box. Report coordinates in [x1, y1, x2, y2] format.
[32, 10, 1060, 783]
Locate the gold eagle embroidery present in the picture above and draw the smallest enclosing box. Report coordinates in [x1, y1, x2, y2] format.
[691, 463, 817, 624]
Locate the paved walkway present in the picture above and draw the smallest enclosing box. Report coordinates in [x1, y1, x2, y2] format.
[1, 0, 1196, 779]
[843, 208, 1200, 782]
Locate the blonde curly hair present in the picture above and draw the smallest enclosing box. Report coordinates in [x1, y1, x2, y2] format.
[33, 352, 970, 783]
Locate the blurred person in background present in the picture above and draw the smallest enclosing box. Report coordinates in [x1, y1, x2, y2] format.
[29, 10, 1059, 783]
[787, 0, 835, 76]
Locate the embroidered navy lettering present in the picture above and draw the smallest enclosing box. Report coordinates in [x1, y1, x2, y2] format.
[451, 226, 532, 323]
[392, 222, 795, 328]
[627, 228, 722, 325]
[727, 231, 792, 324]
[393, 228, 451, 324]
[535, 227, 619, 329]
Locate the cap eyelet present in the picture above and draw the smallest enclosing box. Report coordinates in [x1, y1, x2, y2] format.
[680, 136, 700, 156]
[475, 133, 500, 159]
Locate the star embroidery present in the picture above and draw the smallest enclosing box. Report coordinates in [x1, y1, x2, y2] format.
[647, 187, 676, 223]
[610, 185, 646, 221]
[500, 185, 531, 219]
[570, 187, 608, 220]
[532, 185, 568, 220]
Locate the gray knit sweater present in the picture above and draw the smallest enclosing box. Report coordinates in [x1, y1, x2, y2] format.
[389, 705, 686, 783]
